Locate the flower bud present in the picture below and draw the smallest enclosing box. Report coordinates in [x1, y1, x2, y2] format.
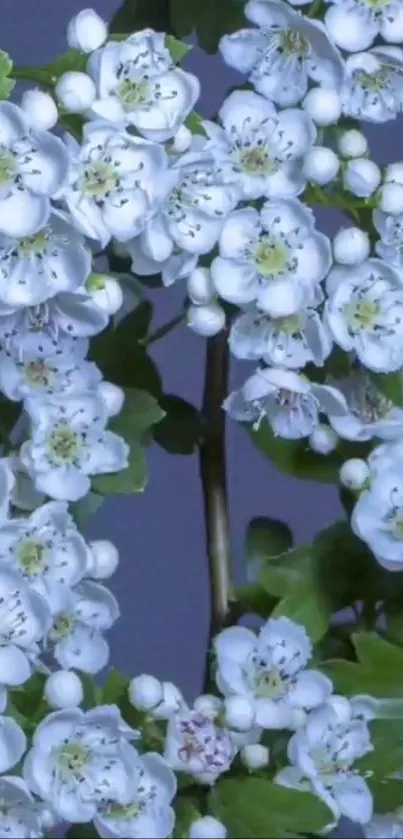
[385, 162, 403, 184]
[303, 88, 341, 126]
[223, 695, 255, 731]
[44, 670, 84, 709]
[128, 674, 163, 711]
[187, 267, 215, 305]
[343, 158, 381, 197]
[240, 743, 270, 770]
[67, 8, 108, 53]
[21, 89, 58, 131]
[150, 681, 184, 719]
[99, 381, 125, 417]
[309, 424, 339, 455]
[193, 693, 222, 719]
[338, 129, 368, 159]
[55, 71, 96, 113]
[189, 817, 227, 839]
[333, 227, 370, 265]
[379, 182, 403, 215]
[169, 124, 193, 154]
[88, 540, 119, 580]
[339, 458, 370, 491]
[303, 147, 340, 185]
[86, 274, 123, 315]
[258, 278, 303, 318]
[187, 302, 225, 337]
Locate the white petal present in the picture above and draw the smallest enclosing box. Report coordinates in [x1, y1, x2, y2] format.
[140, 215, 173, 262]
[0, 646, 31, 686]
[332, 774, 373, 824]
[0, 717, 26, 772]
[211, 257, 257, 304]
[214, 626, 256, 664]
[219, 207, 260, 259]
[255, 698, 293, 729]
[288, 670, 333, 710]
[55, 627, 109, 673]
[324, 5, 377, 51]
[219, 28, 269, 74]
[35, 466, 90, 502]
[0, 103, 28, 144]
[0, 191, 49, 237]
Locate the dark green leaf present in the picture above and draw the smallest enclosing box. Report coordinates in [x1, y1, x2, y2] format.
[368, 371, 403, 407]
[233, 583, 277, 618]
[245, 517, 293, 566]
[170, 0, 247, 53]
[153, 395, 203, 454]
[66, 825, 99, 839]
[357, 719, 403, 778]
[79, 672, 101, 710]
[110, 0, 171, 33]
[370, 776, 403, 814]
[173, 799, 201, 839]
[102, 668, 130, 704]
[70, 492, 105, 530]
[210, 778, 332, 838]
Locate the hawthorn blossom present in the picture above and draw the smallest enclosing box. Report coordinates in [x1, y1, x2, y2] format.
[20, 393, 129, 502]
[324, 0, 403, 52]
[62, 121, 171, 248]
[223, 367, 347, 440]
[0, 210, 91, 308]
[88, 29, 200, 142]
[23, 705, 139, 823]
[211, 199, 331, 314]
[0, 101, 69, 238]
[276, 698, 373, 825]
[351, 451, 403, 571]
[48, 580, 119, 673]
[341, 47, 403, 123]
[324, 259, 403, 372]
[327, 368, 403, 441]
[94, 752, 177, 838]
[126, 239, 198, 286]
[219, 0, 344, 107]
[373, 207, 403, 270]
[363, 815, 403, 838]
[0, 501, 91, 613]
[202, 89, 316, 200]
[0, 776, 46, 838]
[0, 350, 102, 403]
[164, 707, 236, 784]
[214, 619, 332, 729]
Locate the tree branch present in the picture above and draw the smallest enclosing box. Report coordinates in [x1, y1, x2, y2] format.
[199, 330, 232, 637]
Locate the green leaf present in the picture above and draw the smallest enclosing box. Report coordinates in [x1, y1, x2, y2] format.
[185, 111, 206, 136]
[370, 776, 403, 814]
[94, 438, 147, 494]
[233, 584, 278, 619]
[0, 77, 15, 100]
[44, 49, 87, 80]
[70, 491, 105, 530]
[102, 668, 130, 704]
[259, 546, 313, 599]
[272, 582, 330, 642]
[368, 370, 403, 407]
[173, 799, 201, 839]
[166, 34, 192, 61]
[66, 825, 99, 839]
[245, 517, 293, 566]
[79, 672, 101, 710]
[170, 0, 247, 53]
[0, 51, 12, 78]
[110, 0, 171, 33]
[210, 778, 332, 838]
[357, 719, 403, 778]
[0, 50, 15, 100]
[153, 395, 203, 454]
[322, 633, 403, 697]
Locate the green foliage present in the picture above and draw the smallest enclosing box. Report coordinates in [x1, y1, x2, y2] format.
[209, 778, 332, 838]
[322, 632, 403, 697]
[102, 667, 130, 704]
[0, 50, 15, 99]
[368, 370, 403, 407]
[66, 825, 99, 839]
[154, 395, 204, 454]
[110, 0, 171, 33]
[173, 799, 202, 838]
[170, 0, 247, 53]
[93, 388, 165, 494]
[245, 517, 293, 567]
[272, 583, 330, 642]
[70, 492, 105, 530]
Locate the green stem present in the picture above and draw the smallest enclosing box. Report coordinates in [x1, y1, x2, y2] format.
[140, 312, 185, 346]
[11, 65, 55, 88]
[199, 330, 232, 639]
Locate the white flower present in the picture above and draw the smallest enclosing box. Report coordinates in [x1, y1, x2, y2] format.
[94, 751, 176, 839]
[339, 458, 370, 490]
[0, 501, 91, 612]
[229, 305, 332, 368]
[187, 267, 215, 305]
[187, 302, 225, 337]
[276, 698, 373, 824]
[0, 290, 108, 360]
[48, 580, 119, 672]
[211, 199, 331, 313]
[20, 393, 129, 502]
[0, 565, 51, 695]
[0, 102, 69, 238]
[44, 670, 84, 710]
[86, 273, 124, 316]
[126, 238, 198, 287]
[0, 350, 102, 403]
[309, 423, 338, 454]
[134, 150, 240, 260]
[374, 207, 403, 269]
[55, 71, 96, 113]
[302, 87, 341, 126]
[223, 367, 347, 440]
[163, 707, 236, 784]
[324, 258, 403, 372]
[240, 743, 270, 771]
[343, 158, 381, 197]
[21, 89, 58, 132]
[67, 8, 108, 53]
[333, 227, 370, 265]
[214, 619, 332, 730]
[88, 29, 200, 142]
[0, 209, 91, 308]
[351, 458, 403, 571]
[88, 539, 119, 580]
[203, 89, 316, 200]
[338, 128, 368, 158]
[302, 146, 340, 185]
[363, 815, 403, 839]
[324, 0, 403, 52]
[219, 0, 344, 107]
[129, 674, 163, 712]
[0, 776, 45, 837]
[23, 705, 139, 823]
[150, 682, 185, 720]
[327, 368, 403, 442]
[341, 48, 403, 123]
[379, 182, 403, 215]
[62, 121, 171, 248]
[0, 460, 15, 525]
[189, 816, 227, 839]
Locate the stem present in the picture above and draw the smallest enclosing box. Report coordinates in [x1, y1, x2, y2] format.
[11, 66, 54, 88]
[140, 312, 185, 347]
[199, 330, 232, 638]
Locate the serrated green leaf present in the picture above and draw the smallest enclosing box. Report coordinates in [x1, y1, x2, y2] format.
[370, 776, 403, 814]
[110, 0, 170, 33]
[272, 583, 330, 642]
[322, 634, 403, 697]
[259, 547, 312, 599]
[233, 583, 277, 619]
[210, 778, 332, 838]
[170, 0, 246, 53]
[245, 517, 293, 566]
[368, 371, 403, 407]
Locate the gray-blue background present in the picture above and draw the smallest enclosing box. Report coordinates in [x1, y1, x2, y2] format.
[2, 0, 398, 706]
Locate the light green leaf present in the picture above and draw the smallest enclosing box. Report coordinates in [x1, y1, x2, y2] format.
[368, 371, 403, 407]
[0, 50, 15, 100]
[322, 633, 403, 697]
[210, 778, 332, 838]
[245, 517, 293, 565]
[272, 582, 330, 642]
[44, 49, 87, 80]
[0, 50, 12, 77]
[0, 77, 15, 100]
[260, 547, 312, 599]
[102, 668, 130, 704]
[185, 111, 206, 135]
[166, 34, 192, 62]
